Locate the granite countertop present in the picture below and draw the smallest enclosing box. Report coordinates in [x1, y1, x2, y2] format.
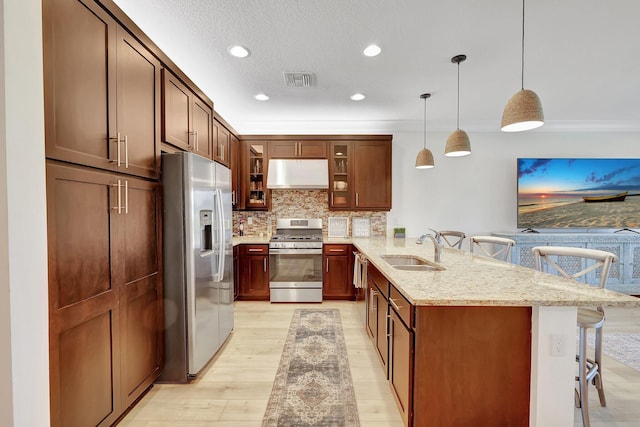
[232, 235, 271, 245]
[352, 237, 640, 308]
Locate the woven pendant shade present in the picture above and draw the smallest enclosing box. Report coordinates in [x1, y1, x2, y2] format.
[415, 148, 434, 169]
[445, 129, 471, 157]
[501, 89, 544, 132]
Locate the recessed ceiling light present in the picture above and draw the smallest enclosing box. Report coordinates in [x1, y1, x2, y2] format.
[228, 45, 250, 58]
[363, 44, 381, 57]
[254, 93, 269, 101]
[350, 93, 366, 101]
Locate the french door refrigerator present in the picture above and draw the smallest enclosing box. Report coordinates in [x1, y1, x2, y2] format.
[160, 152, 234, 382]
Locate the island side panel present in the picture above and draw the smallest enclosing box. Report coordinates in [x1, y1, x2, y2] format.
[413, 306, 532, 427]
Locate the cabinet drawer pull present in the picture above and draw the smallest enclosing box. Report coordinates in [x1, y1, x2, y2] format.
[248, 248, 264, 252]
[329, 249, 343, 252]
[389, 297, 401, 312]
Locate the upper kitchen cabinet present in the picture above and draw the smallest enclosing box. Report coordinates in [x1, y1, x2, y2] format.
[329, 137, 392, 211]
[269, 140, 327, 158]
[162, 69, 213, 159]
[43, 0, 161, 179]
[230, 135, 242, 210]
[214, 119, 231, 167]
[241, 140, 269, 210]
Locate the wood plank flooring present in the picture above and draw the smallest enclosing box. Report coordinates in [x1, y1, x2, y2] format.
[118, 302, 640, 426]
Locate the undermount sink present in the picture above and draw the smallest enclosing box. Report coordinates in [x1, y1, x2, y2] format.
[380, 255, 445, 271]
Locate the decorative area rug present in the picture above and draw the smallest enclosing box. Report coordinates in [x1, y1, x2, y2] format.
[262, 308, 360, 426]
[587, 333, 640, 372]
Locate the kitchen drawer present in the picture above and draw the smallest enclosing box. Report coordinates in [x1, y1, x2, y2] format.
[367, 263, 389, 299]
[389, 285, 413, 328]
[323, 244, 350, 256]
[240, 244, 269, 255]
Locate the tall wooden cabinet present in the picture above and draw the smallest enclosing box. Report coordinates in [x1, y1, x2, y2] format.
[241, 140, 269, 210]
[46, 162, 162, 426]
[43, 0, 161, 179]
[43, 0, 164, 425]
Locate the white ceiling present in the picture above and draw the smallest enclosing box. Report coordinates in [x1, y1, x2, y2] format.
[114, 0, 640, 134]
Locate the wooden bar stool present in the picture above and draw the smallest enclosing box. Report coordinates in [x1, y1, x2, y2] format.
[532, 246, 617, 427]
[469, 235, 515, 262]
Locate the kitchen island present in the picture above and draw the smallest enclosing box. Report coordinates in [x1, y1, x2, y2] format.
[352, 237, 640, 427]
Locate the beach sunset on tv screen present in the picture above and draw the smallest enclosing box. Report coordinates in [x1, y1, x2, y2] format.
[517, 158, 640, 229]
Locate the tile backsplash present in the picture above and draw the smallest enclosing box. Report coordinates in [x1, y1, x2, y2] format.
[232, 190, 387, 237]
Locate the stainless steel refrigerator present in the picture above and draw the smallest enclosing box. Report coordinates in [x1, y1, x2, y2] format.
[159, 152, 234, 382]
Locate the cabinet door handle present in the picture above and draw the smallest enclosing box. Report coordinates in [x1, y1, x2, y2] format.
[356, 192, 359, 206]
[124, 134, 129, 168]
[124, 180, 129, 214]
[389, 297, 401, 312]
[263, 257, 267, 272]
[109, 132, 121, 166]
[232, 190, 236, 205]
[331, 193, 334, 205]
[326, 258, 329, 272]
[111, 180, 122, 214]
[194, 130, 199, 151]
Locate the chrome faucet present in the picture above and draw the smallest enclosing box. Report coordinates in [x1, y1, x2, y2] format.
[416, 229, 442, 263]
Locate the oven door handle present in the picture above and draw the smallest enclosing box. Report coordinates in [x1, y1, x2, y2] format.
[269, 248, 322, 255]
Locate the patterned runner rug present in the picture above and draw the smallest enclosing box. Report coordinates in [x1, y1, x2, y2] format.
[588, 333, 640, 372]
[262, 308, 360, 426]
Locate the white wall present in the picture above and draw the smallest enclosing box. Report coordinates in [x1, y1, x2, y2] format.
[0, 0, 50, 425]
[389, 130, 640, 239]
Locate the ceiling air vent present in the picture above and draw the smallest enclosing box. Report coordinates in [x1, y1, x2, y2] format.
[283, 72, 313, 87]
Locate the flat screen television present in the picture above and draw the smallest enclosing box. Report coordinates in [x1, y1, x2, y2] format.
[517, 158, 640, 229]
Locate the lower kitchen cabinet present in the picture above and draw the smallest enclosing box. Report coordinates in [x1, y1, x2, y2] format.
[237, 244, 270, 300]
[366, 263, 532, 426]
[233, 245, 239, 300]
[322, 244, 355, 300]
[46, 161, 162, 427]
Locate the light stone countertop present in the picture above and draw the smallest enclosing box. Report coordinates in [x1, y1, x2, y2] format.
[232, 235, 271, 246]
[352, 237, 640, 308]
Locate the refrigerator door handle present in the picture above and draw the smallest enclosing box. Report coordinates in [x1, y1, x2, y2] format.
[214, 188, 225, 282]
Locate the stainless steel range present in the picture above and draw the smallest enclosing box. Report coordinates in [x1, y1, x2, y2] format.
[269, 218, 323, 302]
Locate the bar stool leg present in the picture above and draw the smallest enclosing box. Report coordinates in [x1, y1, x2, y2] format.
[578, 326, 591, 427]
[594, 326, 607, 406]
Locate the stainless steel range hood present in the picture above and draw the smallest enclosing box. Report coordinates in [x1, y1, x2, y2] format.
[266, 159, 329, 189]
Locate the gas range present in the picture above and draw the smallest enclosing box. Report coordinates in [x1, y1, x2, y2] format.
[269, 218, 323, 250]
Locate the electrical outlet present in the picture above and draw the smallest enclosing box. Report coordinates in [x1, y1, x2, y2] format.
[247, 217, 253, 225]
[550, 334, 565, 357]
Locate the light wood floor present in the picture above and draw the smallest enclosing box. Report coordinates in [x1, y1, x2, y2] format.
[119, 302, 640, 427]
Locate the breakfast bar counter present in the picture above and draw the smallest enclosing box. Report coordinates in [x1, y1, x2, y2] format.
[351, 237, 640, 427]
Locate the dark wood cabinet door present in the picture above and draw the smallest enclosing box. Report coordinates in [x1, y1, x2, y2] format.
[238, 245, 270, 300]
[353, 140, 392, 210]
[215, 121, 230, 167]
[322, 245, 354, 300]
[46, 162, 121, 427]
[298, 140, 327, 158]
[389, 309, 413, 426]
[118, 177, 162, 408]
[366, 286, 377, 339]
[269, 140, 327, 158]
[193, 97, 213, 159]
[375, 289, 389, 371]
[230, 135, 241, 209]
[268, 140, 298, 158]
[233, 245, 240, 300]
[43, 0, 117, 172]
[116, 28, 161, 179]
[162, 70, 192, 151]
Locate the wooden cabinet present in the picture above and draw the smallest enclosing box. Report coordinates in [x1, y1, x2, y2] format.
[367, 263, 389, 371]
[233, 245, 240, 300]
[241, 141, 269, 210]
[230, 135, 241, 210]
[46, 161, 162, 427]
[322, 244, 354, 299]
[388, 287, 414, 426]
[162, 69, 213, 159]
[214, 120, 231, 167]
[43, 0, 161, 179]
[269, 140, 327, 158]
[237, 244, 270, 300]
[329, 139, 392, 211]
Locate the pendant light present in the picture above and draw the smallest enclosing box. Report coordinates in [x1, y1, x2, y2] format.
[415, 93, 434, 169]
[445, 54, 471, 157]
[501, 0, 544, 132]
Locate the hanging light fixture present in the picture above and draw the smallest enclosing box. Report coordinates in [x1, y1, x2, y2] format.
[445, 54, 471, 157]
[415, 93, 434, 169]
[501, 0, 544, 132]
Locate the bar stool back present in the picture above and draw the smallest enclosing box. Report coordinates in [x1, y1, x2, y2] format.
[439, 230, 466, 249]
[469, 235, 515, 262]
[532, 245, 617, 427]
